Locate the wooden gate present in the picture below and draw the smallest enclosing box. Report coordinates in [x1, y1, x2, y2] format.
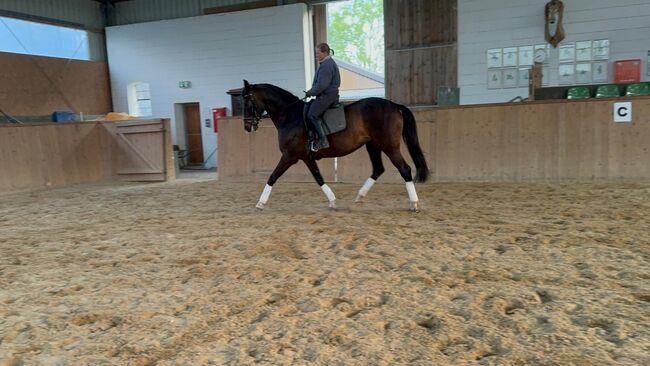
[111, 119, 170, 181]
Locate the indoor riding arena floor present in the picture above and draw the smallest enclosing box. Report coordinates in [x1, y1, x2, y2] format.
[1, 177, 649, 366]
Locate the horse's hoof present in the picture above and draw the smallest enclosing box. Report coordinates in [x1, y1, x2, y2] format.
[328, 201, 337, 210]
[255, 202, 265, 210]
[354, 195, 364, 203]
[408, 201, 419, 213]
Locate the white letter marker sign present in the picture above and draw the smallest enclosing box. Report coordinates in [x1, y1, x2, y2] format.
[613, 102, 632, 123]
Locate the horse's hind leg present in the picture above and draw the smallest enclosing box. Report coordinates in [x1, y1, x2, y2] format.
[385, 150, 420, 212]
[304, 159, 336, 209]
[355, 143, 384, 203]
[256, 156, 297, 210]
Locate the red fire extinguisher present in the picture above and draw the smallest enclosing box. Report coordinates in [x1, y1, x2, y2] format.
[212, 108, 226, 133]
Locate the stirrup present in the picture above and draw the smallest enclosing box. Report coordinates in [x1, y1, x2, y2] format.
[311, 138, 329, 152]
[310, 140, 320, 152]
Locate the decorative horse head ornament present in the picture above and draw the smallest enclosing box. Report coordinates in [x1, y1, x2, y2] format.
[545, 0, 565, 48]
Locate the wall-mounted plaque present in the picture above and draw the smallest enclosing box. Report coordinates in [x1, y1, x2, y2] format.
[559, 42, 575, 63]
[488, 69, 503, 89]
[576, 41, 592, 62]
[487, 48, 503, 68]
[502, 68, 518, 88]
[518, 46, 534, 66]
[592, 61, 608, 82]
[559, 63, 575, 84]
[575, 63, 592, 84]
[592, 39, 610, 60]
[503, 47, 518, 67]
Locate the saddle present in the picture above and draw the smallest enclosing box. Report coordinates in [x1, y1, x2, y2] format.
[303, 102, 347, 136]
[303, 101, 347, 157]
[322, 103, 347, 135]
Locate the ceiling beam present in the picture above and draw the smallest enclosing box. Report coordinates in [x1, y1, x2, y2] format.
[0, 9, 86, 29]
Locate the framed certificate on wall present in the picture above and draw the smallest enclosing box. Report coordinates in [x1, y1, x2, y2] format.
[487, 69, 503, 89]
[487, 48, 502, 68]
[503, 47, 518, 67]
[575, 63, 592, 84]
[592, 39, 610, 60]
[559, 42, 575, 63]
[576, 41, 592, 62]
[592, 61, 608, 82]
[518, 46, 534, 66]
[559, 64, 575, 84]
[502, 68, 518, 88]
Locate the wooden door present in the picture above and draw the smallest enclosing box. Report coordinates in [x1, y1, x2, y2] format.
[385, 0, 458, 106]
[113, 120, 167, 181]
[184, 104, 204, 164]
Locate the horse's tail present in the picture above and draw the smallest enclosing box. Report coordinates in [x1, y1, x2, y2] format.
[397, 103, 430, 183]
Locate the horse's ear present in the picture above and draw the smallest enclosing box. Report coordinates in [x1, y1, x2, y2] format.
[243, 79, 250, 89]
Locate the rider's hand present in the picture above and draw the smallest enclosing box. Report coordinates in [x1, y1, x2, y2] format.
[304, 90, 312, 98]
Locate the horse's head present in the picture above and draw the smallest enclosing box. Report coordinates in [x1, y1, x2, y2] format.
[242, 80, 264, 132]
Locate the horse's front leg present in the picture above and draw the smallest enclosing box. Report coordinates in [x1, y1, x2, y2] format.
[355, 143, 384, 203]
[303, 159, 336, 209]
[256, 156, 297, 210]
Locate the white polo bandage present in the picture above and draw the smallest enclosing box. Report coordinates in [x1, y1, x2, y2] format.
[405, 181, 419, 202]
[321, 184, 336, 202]
[358, 177, 376, 197]
[259, 184, 273, 204]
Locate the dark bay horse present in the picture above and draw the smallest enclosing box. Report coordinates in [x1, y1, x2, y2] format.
[241, 80, 429, 211]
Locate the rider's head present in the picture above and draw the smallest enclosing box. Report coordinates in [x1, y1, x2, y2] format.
[315, 43, 333, 62]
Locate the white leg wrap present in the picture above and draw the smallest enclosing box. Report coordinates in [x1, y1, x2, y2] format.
[358, 177, 376, 197]
[259, 184, 273, 204]
[321, 184, 336, 202]
[405, 181, 419, 202]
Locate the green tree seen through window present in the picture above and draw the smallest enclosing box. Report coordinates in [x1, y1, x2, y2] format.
[327, 0, 384, 75]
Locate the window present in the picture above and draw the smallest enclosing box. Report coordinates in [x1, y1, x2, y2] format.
[127, 82, 153, 117]
[327, 0, 385, 100]
[0, 16, 91, 60]
[327, 0, 384, 75]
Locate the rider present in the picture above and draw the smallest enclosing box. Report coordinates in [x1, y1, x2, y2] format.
[305, 43, 341, 152]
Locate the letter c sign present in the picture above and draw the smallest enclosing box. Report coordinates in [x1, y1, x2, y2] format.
[614, 102, 632, 123]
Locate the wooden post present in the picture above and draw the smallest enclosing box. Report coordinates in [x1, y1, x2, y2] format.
[312, 4, 327, 48]
[529, 63, 543, 101]
[312, 4, 327, 71]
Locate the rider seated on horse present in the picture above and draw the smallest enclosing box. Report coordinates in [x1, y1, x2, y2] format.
[305, 43, 341, 152]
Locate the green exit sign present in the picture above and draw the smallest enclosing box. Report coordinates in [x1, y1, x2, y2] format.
[178, 81, 192, 89]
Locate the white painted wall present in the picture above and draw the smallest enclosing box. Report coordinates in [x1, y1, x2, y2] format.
[105, 3, 313, 168]
[459, 0, 650, 105]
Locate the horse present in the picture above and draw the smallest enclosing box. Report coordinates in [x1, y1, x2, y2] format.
[241, 80, 429, 211]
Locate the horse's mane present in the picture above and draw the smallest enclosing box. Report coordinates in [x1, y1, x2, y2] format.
[253, 83, 300, 103]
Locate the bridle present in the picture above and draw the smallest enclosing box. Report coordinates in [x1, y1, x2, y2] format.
[243, 87, 309, 130]
[243, 92, 263, 130]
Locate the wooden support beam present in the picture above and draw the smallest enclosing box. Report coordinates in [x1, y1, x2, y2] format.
[204, 0, 278, 15]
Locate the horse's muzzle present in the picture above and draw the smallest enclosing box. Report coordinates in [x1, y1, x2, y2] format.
[244, 118, 259, 132]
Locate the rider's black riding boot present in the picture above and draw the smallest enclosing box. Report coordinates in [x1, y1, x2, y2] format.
[310, 117, 330, 152]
